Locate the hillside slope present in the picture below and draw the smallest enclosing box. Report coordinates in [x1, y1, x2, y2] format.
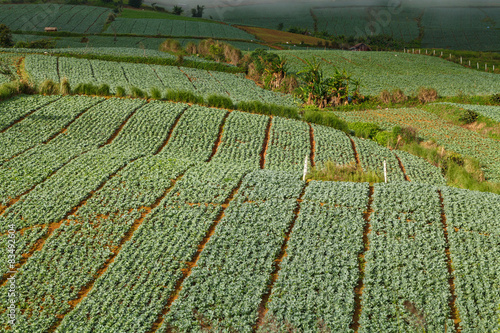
[0, 94, 497, 331]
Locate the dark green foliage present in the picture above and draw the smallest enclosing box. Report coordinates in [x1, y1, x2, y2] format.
[97, 84, 110, 96]
[237, 101, 299, 119]
[165, 89, 204, 104]
[277, 23, 284, 31]
[302, 109, 349, 132]
[150, 87, 162, 100]
[249, 49, 283, 76]
[73, 83, 97, 95]
[173, 5, 183, 15]
[458, 109, 479, 124]
[490, 93, 500, 105]
[0, 24, 14, 48]
[39, 79, 59, 95]
[348, 122, 382, 139]
[288, 26, 309, 35]
[28, 39, 56, 49]
[0, 81, 31, 100]
[191, 5, 204, 18]
[128, 0, 143, 8]
[59, 78, 71, 95]
[116, 86, 126, 97]
[206, 94, 234, 109]
[130, 86, 145, 98]
[296, 58, 361, 108]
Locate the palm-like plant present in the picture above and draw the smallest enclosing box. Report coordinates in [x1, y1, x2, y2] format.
[296, 57, 361, 108]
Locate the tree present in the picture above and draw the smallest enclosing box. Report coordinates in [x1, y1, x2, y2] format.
[173, 5, 183, 15]
[0, 24, 14, 48]
[296, 58, 361, 108]
[277, 23, 284, 31]
[128, 0, 142, 9]
[191, 5, 204, 18]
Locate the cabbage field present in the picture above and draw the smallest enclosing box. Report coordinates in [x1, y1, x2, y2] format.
[435, 102, 500, 123]
[22, 54, 296, 106]
[335, 107, 500, 182]
[105, 18, 256, 40]
[0, 94, 498, 332]
[279, 50, 500, 96]
[0, 4, 110, 33]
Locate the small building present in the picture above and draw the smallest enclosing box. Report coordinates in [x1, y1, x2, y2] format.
[349, 43, 371, 51]
[44, 27, 58, 32]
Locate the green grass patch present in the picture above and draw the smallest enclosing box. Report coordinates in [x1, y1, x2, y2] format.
[306, 161, 384, 184]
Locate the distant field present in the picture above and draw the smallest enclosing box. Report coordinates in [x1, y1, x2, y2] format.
[209, 3, 500, 51]
[277, 50, 500, 96]
[0, 4, 110, 33]
[11, 34, 265, 51]
[235, 25, 329, 46]
[105, 17, 256, 40]
[421, 7, 500, 51]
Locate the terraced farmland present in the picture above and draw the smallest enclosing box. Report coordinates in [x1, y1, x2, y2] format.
[279, 50, 500, 96]
[22, 54, 296, 106]
[335, 107, 500, 182]
[0, 94, 498, 332]
[0, 4, 110, 33]
[105, 17, 256, 40]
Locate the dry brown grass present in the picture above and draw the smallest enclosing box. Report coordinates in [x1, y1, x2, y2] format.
[159, 39, 182, 53]
[378, 89, 407, 104]
[417, 87, 438, 103]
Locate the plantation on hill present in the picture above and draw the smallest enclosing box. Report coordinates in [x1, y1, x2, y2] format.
[278, 50, 500, 96]
[0, 2, 499, 332]
[335, 106, 500, 182]
[0, 94, 498, 332]
[0, 4, 110, 33]
[208, 2, 500, 51]
[18, 53, 295, 105]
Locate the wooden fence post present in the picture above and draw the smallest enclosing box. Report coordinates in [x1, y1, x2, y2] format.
[383, 160, 387, 183]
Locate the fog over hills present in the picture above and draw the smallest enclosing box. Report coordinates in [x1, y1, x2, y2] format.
[147, 0, 500, 8]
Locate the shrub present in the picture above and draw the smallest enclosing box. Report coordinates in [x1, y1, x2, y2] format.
[0, 24, 14, 48]
[14, 38, 56, 49]
[116, 86, 126, 97]
[206, 94, 234, 109]
[39, 79, 59, 95]
[73, 83, 96, 95]
[159, 39, 182, 53]
[59, 78, 71, 95]
[374, 131, 391, 147]
[172, 5, 183, 15]
[165, 89, 203, 104]
[458, 109, 479, 124]
[417, 87, 438, 103]
[97, 84, 110, 96]
[379, 90, 391, 104]
[391, 88, 407, 103]
[348, 122, 382, 139]
[128, 0, 142, 8]
[378, 89, 407, 104]
[302, 109, 349, 132]
[185, 42, 197, 55]
[130, 86, 145, 98]
[0, 81, 30, 100]
[150, 87, 162, 100]
[489, 93, 500, 105]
